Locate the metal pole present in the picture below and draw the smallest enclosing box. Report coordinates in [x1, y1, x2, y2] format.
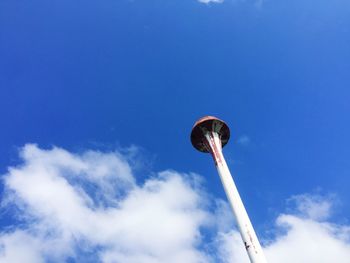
[204, 130, 267, 263]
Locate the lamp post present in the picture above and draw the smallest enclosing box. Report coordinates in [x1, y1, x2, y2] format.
[191, 116, 267, 263]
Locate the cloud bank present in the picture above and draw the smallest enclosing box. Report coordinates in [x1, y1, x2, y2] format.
[0, 144, 350, 262]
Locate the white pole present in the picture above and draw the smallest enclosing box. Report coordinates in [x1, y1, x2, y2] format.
[204, 131, 267, 263]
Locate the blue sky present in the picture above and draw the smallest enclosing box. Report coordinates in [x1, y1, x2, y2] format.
[1, 0, 350, 262]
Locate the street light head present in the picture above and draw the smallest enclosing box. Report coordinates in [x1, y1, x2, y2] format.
[191, 116, 230, 153]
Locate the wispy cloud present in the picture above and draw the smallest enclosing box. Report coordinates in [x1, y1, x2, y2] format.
[1, 144, 350, 262]
[197, 0, 264, 7]
[237, 134, 251, 146]
[197, 0, 224, 4]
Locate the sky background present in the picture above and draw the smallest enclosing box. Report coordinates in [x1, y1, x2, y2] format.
[1, 0, 350, 262]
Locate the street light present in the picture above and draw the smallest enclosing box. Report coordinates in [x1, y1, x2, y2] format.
[191, 116, 267, 263]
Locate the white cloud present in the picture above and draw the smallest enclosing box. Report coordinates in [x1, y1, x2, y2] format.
[287, 193, 335, 221]
[197, 0, 224, 4]
[216, 193, 350, 263]
[1, 144, 212, 263]
[0, 231, 45, 263]
[1, 144, 350, 262]
[264, 214, 350, 263]
[215, 230, 249, 263]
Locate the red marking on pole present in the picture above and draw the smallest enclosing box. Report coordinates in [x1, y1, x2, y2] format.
[207, 133, 223, 166]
